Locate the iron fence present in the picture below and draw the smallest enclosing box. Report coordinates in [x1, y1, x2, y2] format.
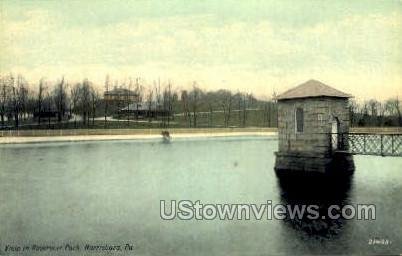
[332, 133, 402, 156]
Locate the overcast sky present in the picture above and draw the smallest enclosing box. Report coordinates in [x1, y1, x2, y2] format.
[0, 0, 401, 101]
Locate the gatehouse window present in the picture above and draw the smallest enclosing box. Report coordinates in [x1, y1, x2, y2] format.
[295, 107, 304, 133]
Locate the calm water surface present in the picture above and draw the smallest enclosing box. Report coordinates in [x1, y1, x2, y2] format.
[0, 136, 401, 255]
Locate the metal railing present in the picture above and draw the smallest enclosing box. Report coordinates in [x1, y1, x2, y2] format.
[332, 133, 402, 157]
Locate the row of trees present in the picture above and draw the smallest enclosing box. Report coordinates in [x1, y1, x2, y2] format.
[1, 73, 401, 129]
[0, 74, 101, 128]
[104, 77, 273, 128]
[0, 75, 30, 128]
[349, 99, 402, 127]
[179, 85, 271, 128]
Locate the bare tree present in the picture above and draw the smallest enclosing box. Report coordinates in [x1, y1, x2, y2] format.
[396, 98, 401, 126]
[264, 102, 270, 127]
[37, 78, 47, 125]
[90, 87, 99, 125]
[0, 75, 10, 127]
[161, 85, 168, 128]
[125, 78, 134, 125]
[154, 79, 162, 123]
[171, 89, 178, 122]
[135, 81, 145, 121]
[189, 83, 202, 128]
[146, 86, 154, 123]
[206, 92, 215, 127]
[53, 77, 67, 123]
[162, 82, 173, 128]
[167, 82, 172, 127]
[104, 74, 110, 127]
[219, 89, 233, 127]
[236, 92, 242, 125]
[42, 91, 53, 128]
[81, 79, 91, 125]
[360, 101, 370, 126]
[242, 93, 250, 127]
[9, 75, 20, 128]
[134, 77, 140, 120]
[70, 83, 81, 128]
[385, 98, 402, 126]
[368, 99, 380, 125]
[16, 76, 29, 122]
[181, 90, 191, 127]
[26, 89, 36, 122]
[377, 101, 386, 126]
[348, 99, 359, 127]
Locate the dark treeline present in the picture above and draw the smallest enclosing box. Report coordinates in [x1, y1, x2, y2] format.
[0, 73, 400, 129]
[349, 99, 402, 127]
[0, 74, 101, 129]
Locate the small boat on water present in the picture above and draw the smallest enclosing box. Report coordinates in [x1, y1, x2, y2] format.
[161, 130, 171, 143]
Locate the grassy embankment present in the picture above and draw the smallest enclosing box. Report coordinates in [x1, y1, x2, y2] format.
[0, 109, 276, 130]
[1, 109, 401, 136]
[0, 127, 276, 137]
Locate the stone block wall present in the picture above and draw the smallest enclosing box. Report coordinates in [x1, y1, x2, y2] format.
[277, 97, 350, 155]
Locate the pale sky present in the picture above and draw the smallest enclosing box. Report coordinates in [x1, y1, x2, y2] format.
[0, 0, 401, 101]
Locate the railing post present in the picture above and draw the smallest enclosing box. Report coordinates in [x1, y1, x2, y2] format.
[380, 134, 384, 156]
[363, 135, 366, 154]
[391, 135, 394, 154]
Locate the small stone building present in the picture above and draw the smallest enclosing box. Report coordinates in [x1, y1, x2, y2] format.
[274, 79, 354, 174]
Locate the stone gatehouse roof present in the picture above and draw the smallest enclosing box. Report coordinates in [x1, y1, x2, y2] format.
[276, 79, 352, 100]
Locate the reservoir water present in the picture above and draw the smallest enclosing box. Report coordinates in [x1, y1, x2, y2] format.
[0, 136, 401, 255]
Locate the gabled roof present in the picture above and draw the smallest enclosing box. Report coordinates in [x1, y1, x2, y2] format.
[104, 87, 138, 96]
[276, 79, 352, 100]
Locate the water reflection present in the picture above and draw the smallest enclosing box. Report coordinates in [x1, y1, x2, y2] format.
[1, 138, 400, 255]
[276, 172, 354, 240]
